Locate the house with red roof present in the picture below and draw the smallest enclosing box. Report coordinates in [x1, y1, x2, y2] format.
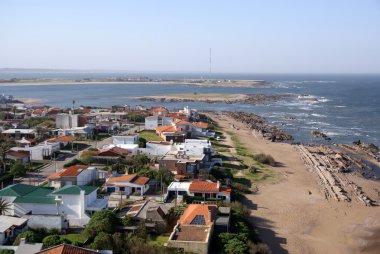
[106, 173, 150, 197]
[36, 243, 110, 254]
[166, 180, 231, 203]
[47, 165, 98, 189]
[167, 204, 218, 254]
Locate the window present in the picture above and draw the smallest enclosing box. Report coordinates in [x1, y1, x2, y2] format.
[191, 215, 206, 225]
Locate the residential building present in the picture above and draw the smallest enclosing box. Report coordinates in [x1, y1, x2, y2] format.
[166, 180, 231, 203]
[167, 204, 217, 254]
[1, 129, 36, 139]
[0, 184, 107, 228]
[0, 216, 28, 245]
[47, 165, 98, 189]
[112, 134, 139, 145]
[6, 150, 30, 163]
[106, 174, 150, 196]
[159, 152, 205, 177]
[145, 116, 162, 130]
[36, 243, 112, 254]
[56, 113, 78, 129]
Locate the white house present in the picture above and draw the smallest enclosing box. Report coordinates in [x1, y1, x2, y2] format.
[56, 112, 78, 129]
[166, 180, 231, 203]
[145, 116, 162, 130]
[112, 135, 139, 145]
[10, 141, 60, 160]
[106, 174, 150, 196]
[141, 141, 174, 158]
[0, 184, 108, 228]
[47, 165, 98, 189]
[0, 216, 28, 245]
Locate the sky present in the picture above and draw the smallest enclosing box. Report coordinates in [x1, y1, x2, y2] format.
[1, 0, 380, 74]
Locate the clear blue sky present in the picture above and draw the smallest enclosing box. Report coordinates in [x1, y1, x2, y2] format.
[1, 0, 379, 73]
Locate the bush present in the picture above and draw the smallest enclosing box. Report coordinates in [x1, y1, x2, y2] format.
[84, 210, 119, 239]
[0, 250, 14, 254]
[91, 232, 113, 250]
[13, 230, 44, 245]
[254, 153, 276, 166]
[63, 159, 81, 168]
[42, 235, 64, 247]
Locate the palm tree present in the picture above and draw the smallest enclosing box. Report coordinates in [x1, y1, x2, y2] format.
[0, 197, 11, 215]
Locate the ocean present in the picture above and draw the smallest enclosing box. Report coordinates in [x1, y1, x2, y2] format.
[0, 71, 379, 146]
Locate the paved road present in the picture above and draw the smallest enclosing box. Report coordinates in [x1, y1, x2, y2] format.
[19, 126, 141, 185]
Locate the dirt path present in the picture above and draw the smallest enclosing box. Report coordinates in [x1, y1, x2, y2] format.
[208, 112, 380, 254]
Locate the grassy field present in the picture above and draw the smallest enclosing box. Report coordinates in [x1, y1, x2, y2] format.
[139, 130, 163, 141]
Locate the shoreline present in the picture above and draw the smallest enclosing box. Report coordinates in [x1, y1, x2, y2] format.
[207, 111, 380, 254]
[0, 79, 268, 88]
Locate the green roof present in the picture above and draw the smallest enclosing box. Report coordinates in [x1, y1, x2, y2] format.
[52, 185, 98, 195]
[14, 196, 59, 205]
[0, 184, 39, 197]
[25, 187, 55, 197]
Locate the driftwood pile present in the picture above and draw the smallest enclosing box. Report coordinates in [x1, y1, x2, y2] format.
[227, 112, 293, 142]
[297, 145, 377, 206]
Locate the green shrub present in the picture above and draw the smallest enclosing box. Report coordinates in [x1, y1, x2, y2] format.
[254, 153, 276, 166]
[0, 250, 15, 254]
[13, 230, 44, 245]
[42, 235, 63, 247]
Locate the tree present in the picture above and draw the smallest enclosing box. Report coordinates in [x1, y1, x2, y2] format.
[84, 210, 119, 239]
[0, 198, 11, 215]
[10, 162, 27, 177]
[121, 216, 133, 226]
[224, 237, 248, 254]
[80, 152, 94, 165]
[0, 138, 13, 173]
[91, 232, 113, 250]
[42, 235, 63, 247]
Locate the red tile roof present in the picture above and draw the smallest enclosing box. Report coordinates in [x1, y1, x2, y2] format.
[36, 244, 98, 254]
[173, 120, 190, 125]
[219, 186, 232, 195]
[189, 181, 219, 193]
[192, 122, 209, 129]
[7, 150, 30, 158]
[131, 176, 150, 185]
[156, 126, 178, 133]
[178, 204, 217, 225]
[94, 147, 130, 157]
[47, 136, 75, 143]
[107, 174, 136, 184]
[48, 165, 89, 179]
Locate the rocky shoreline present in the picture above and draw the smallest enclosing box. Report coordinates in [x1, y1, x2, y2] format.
[137, 93, 293, 105]
[225, 111, 293, 142]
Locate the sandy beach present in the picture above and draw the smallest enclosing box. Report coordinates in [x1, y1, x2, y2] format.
[208, 112, 380, 254]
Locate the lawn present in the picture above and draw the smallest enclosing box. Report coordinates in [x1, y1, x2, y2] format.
[139, 130, 163, 142]
[149, 235, 169, 246]
[60, 233, 87, 244]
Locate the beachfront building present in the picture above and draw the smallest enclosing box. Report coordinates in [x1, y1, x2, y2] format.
[166, 180, 231, 203]
[159, 151, 206, 177]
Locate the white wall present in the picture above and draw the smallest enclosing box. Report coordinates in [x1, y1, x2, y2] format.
[145, 118, 160, 130]
[77, 168, 97, 185]
[18, 203, 58, 215]
[60, 195, 81, 219]
[24, 214, 64, 230]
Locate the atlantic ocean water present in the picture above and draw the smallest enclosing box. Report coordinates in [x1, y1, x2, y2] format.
[1, 71, 379, 146]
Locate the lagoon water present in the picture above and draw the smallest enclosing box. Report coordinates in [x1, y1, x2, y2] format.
[1, 72, 379, 146]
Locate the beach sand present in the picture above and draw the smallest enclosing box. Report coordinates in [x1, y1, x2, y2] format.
[208, 112, 380, 254]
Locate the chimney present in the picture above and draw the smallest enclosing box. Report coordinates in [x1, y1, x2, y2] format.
[217, 181, 220, 189]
